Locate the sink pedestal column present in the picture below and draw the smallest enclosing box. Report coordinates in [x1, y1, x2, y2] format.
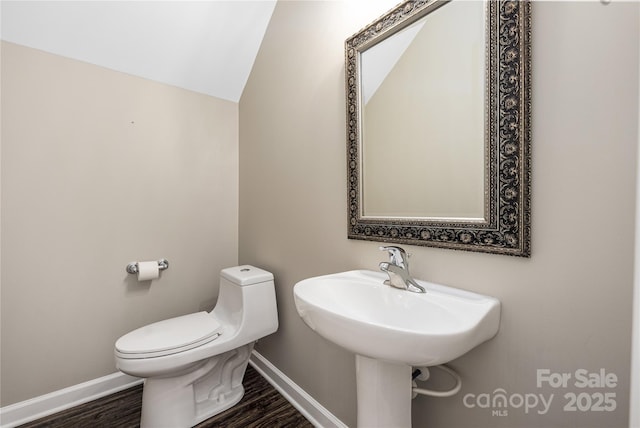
[355, 355, 412, 428]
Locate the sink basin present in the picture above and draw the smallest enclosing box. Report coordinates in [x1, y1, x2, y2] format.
[293, 270, 500, 366]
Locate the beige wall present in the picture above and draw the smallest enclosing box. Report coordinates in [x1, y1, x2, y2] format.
[0, 41, 239, 405]
[240, 2, 639, 427]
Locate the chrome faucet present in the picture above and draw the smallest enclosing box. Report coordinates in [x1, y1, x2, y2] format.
[379, 246, 426, 293]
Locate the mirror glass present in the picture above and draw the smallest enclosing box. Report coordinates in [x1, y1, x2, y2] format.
[346, 0, 531, 256]
[361, 0, 485, 220]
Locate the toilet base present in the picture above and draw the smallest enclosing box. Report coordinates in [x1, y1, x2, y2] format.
[139, 343, 254, 428]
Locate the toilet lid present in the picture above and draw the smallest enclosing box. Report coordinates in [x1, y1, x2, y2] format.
[115, 312, 222, 358]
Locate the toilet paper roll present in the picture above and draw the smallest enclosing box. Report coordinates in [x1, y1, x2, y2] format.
[137, 261, 159, 281]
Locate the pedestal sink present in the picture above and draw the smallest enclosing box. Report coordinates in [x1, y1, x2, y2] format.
[293, 270, 500, 427]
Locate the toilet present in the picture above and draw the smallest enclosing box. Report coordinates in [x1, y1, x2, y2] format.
[114, 265, 278, 428]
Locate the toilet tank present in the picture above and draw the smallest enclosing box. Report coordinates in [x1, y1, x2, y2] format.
[215, 265, 278, 342]
[220, 265, 274, 286]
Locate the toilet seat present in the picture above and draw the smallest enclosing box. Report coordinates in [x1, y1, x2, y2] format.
[116, 312, 222, 359]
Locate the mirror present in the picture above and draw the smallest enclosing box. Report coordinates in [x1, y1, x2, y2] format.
[346, 0, 531, 256]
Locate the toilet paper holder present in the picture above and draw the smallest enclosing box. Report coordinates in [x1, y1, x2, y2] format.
[126, 259, 169, 274]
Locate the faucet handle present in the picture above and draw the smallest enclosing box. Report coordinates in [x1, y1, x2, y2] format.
[379, 246, 409, 268]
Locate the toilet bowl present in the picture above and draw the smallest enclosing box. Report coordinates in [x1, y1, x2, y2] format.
[114, 265, 278, 428]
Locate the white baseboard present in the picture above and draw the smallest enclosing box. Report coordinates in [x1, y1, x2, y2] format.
[249, 350, 347, 428]
[0, 372, 143, 428]
[0, 352, 345, 428]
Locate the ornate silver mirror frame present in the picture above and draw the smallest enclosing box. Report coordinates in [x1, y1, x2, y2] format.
[346, 0, 531, 257]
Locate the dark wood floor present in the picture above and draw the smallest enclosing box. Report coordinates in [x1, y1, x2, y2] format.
[19, 365, 314, 428]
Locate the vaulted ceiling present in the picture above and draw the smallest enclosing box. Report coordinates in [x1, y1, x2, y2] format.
[1, 1, 277, 102]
